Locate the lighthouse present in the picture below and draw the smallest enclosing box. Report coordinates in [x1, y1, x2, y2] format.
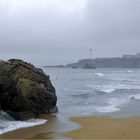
[90, 48, 93, 60]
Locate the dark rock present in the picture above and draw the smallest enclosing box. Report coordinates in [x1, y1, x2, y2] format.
[49, 106, 58, 113]
[0, 59, 57, 120]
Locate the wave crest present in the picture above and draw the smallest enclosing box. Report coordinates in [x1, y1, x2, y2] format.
[0, 113, 47, 135]
[94, 73, 104, 77]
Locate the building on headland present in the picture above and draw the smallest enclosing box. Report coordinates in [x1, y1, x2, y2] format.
[44, 52, 140, 69]
[67, 53, 140, 69]
[123, 53, 140, 59]
[123, 55, 135, 59]
[67, 49, 96, 69]
[135, 53, 140, 58]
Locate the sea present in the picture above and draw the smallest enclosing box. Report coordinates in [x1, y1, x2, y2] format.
[1, 68, 140, 135]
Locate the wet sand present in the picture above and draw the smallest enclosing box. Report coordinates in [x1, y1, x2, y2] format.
[1, 115, 140, 139]
[64, 117, 140, 139]
[0, 115, 72, 139]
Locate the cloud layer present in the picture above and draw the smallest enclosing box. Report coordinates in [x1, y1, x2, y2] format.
[0, 0, 140, 65]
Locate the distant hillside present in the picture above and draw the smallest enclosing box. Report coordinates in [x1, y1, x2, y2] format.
[67, 57, 140, 68]
[67, 59, 96, 69]
[94, 57, 140, 68]
[44, 53, 140, 69]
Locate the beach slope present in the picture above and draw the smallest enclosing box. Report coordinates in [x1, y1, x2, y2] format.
[64, 117, 140, 139]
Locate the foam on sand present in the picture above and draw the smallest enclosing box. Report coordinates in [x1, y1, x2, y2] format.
[0, 118, 47, 135]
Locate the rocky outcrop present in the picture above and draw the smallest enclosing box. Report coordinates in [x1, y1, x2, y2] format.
[0, 59, 57, 120]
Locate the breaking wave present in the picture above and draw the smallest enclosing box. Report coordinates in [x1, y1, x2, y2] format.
[0, 112, 47, 135]
[95, 98, 129, 113]
[87, 83, 140, 94]
[129, 94, 140, 101]
[94, 73, 104, 77]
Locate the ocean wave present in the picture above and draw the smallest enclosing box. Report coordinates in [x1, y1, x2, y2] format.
[128, 94, 140, 101]
[127, 70, 133, 73]
[100, 88, 116, 94]
[70, 93, 94, 99]
[95, 85, 119, 94]
[86, 83, 123, 94]
[88, 83, 140, 94]
[86, 84, 117, 94]
[0, 112, 47, 135]
[0, 111, 14, 121]
[94, 94, 140, 113]
[63, 88, 92, 93]
[95, 98, 129, 113]
[94, 73, 104, 77]
[108, 98, 129, 106]
[94, 106, 120, 113]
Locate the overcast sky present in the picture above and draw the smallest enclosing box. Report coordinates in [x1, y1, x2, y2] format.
[0, 0, 140, 65]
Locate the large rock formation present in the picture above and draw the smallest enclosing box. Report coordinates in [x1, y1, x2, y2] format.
[0, 59, 57, 120]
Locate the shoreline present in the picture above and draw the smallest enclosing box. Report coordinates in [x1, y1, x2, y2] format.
[1, 115, 140, 139]
[0, 115, 66, 139]
[64, 116, 140, 139]
[0, 114, 78, 139]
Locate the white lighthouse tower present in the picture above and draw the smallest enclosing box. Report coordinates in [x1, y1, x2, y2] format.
[89, 48, 93, 60]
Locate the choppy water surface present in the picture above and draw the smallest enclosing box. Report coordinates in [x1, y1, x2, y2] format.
[45, 68, 140, 117]
[1, 68, 140, 134]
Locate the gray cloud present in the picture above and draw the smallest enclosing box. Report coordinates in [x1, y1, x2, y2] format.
[0, 0, 140, 65]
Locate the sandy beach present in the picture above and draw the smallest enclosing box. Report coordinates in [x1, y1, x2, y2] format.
[64, 117, 140, 139]
[0, 115, 70, 139]
[1, 116, 140, 139]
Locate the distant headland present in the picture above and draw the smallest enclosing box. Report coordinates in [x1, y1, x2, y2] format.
[44, 53, 140, 69]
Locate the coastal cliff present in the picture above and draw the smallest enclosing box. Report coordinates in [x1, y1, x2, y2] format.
[0, 59, 57, 120]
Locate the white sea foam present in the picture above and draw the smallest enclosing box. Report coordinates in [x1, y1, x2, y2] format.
[87, 83, 140, 94]
[108, 98, 129, 106]
[86, 84, 123, 93]
[101, 88, 116, 93]
[96, 85, 120, 93]
[86, 84, 117, 93]
[0, 119, 47, 135]
[94, 106, 120, 113]
[91, 94, 140, 114]
[127, 70, 133, 73]
[94, 73, 104, 77]
[95, 98, 129, 113]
